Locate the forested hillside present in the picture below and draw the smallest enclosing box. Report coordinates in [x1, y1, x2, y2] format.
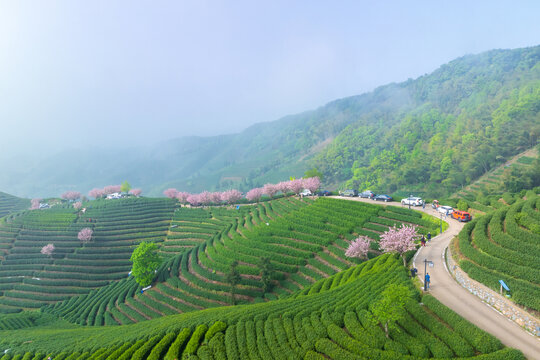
[0, 46, 538, 198]
[314, 46, 540, 197]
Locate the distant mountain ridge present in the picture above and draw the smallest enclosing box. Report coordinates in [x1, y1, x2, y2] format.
[1, 45, 539, 198]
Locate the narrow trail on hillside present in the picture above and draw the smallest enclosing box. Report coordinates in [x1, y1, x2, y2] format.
[335, 196, 540, 359]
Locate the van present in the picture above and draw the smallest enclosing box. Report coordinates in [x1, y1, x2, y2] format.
[452, 210, 472, 222]
[340, 189, 358, 197]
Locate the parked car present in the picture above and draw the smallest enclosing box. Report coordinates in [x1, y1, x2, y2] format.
[317, 190, 331, 196]
[437, 206, 454, 215]
[452, 210, 472, 222]
[401, 197, 424, 206]
[300, 189, 312, 197]
[359, 190, 375, 199]
[374, 194, 393, 202]
[340, 189, 358, 197]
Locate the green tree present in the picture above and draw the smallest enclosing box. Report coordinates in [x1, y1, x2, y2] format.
[226, 261, 241, 305]
[457, 199, 469, 211]
[130, 242, 162, 287]
[121, 181, 132, 193]
[370, 284, 411, 338]
[259, 257, 273, 293]
[304, 167, 323, 181]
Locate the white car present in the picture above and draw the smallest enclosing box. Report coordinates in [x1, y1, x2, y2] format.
[437, 206, 454, 215]
[300, 189, 312, 196]
[401, 197, 424, 206]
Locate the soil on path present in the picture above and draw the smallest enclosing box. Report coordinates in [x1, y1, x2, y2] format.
[332, 196, 540, 359]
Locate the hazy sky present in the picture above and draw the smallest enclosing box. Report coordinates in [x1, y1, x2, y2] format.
[1, 1, 539, 156]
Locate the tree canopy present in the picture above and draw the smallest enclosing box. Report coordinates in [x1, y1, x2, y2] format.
[130, 242, 162, 287]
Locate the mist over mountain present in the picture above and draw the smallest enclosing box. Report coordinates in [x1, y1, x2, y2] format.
[1, 45, 538, 199]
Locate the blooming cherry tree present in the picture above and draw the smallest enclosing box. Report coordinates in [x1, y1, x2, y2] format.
[210, 192, 223, 204]
[129, 188, 142, 197]
[78, 228, 93, 243]
[277, 181, 291, 195]
[41, 243, 55, 257]
[176, 192, 190, 204]
[263, 183, 278, 198]
[379, 225, 419, 266]
[303, 177, 321, 193]
[103, 185, 122, 195]
[163, 188, 179, 199]
[246, 188, 264, 202]
[88, 188, 105, 199]
[30, 198, 41, 210]
[73, 201, 82, 210]
[187, 193, 201, 206]
[61, 191, 81, 201]
[199, 191, 213, 206]
[221, 189, 243, 204]
[345, 236, 371, 259]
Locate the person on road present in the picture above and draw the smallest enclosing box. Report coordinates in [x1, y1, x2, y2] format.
[410, 268, 417, 277]
[425, 273, 431, 290]
[427, 232, 431, 241]
[422, 201, 426, 209]
[421, 235, 426, 246]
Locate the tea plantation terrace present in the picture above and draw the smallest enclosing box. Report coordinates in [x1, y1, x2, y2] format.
[44, 197, 440, 326]
[0, 254, 525, 359]
[453, 191, 540, 312]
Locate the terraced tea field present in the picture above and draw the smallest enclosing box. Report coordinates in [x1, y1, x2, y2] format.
[0, 191, 29, 219]
[453, 147, 539, 213]
[452, 192, 540, 312]
[0, 254, 524, 359]
[44, 197, 440, 326]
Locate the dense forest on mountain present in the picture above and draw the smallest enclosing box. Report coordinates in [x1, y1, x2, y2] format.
[313, 46, 540, 197]
[0, 46, 538, 199]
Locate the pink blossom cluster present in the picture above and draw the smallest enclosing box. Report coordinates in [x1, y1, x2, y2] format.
[379, 225, 419, 266]
[246, 188, 264, 202]
[30, 198, 41, 210]
[129, 188, 142, 197]
[165, 189, 244, 206]
[345, 236, 371, 259]
[73, 201, 82, 210]
[270, 177, 320, 196]
[41, 243, 55, 256]
[88, 185, 123, 199]
[61, 191, 81, 201]
[78, 228, 93, 243]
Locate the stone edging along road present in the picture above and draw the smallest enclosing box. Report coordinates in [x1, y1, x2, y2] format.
[331, 196, 540, 359]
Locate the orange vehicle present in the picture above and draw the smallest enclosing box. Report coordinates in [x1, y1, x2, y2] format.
[452, 210, 472, 222]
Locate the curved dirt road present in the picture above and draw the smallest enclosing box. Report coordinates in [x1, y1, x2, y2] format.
[333, 196, 540, 359]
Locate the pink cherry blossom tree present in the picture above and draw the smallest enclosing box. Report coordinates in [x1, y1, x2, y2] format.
[129, 188, 142, 197]
[176, 192, 190, 204]
[246, 188, 264, 202]
[345, 236, 371, 259]
[289, 179, 304, 195]
[103, 185, 122, 195]
[88, 188, 105, 199]
[61, 191, 81, 201]
[199, 191, 213, 206]
[187, 193, 201, 206]
[163, 188, 179, 199]
[277, 181, 291, 195]
[263, 183, 278, 198]
[379, 225, 419, 266]
[221, 189, 243, 204]
[41, 243, 55, 257]
[73, 201, 82, 210]
[210, 192, 223, 204]
[78, 228, 93, 243]
[303, 177, 321, 193]
[30, 198, 41, 210]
